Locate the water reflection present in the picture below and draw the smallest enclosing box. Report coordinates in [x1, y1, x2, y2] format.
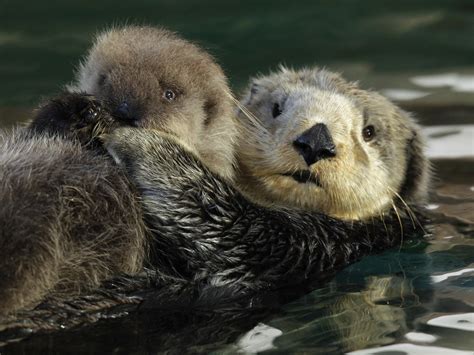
[234, 323, 283, 353]
[238, 244, 434, 353]
[424, 125, 474, 158]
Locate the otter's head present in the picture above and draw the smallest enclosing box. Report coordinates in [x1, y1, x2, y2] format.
[237, 67, 430, 220]
[69, 26, 236, 180]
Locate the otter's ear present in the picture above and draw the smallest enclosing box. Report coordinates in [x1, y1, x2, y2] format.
[235, 81, 260, 118]
[399, 123, 431, 205]
[247, 82, 260, 104]
[240, 81, 262, 108]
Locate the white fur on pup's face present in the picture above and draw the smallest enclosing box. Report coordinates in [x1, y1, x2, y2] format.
[236, 67, 429, 220]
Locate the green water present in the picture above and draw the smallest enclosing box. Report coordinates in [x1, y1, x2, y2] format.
[2, 0, 474, 108]
[1, 1, 473, 354]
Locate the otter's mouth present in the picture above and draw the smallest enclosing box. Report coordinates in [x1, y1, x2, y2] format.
[282, 170, 321, 186]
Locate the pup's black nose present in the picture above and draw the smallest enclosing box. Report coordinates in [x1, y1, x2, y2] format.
[115, 101, 131, 119]
[293, 123, 336, 166]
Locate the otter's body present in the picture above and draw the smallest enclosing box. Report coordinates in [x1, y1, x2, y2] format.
[0, 91, 425, 321]
[104, 128, 420, 292]
[0, 127, 146, 315]
[0, 126, 423, 339]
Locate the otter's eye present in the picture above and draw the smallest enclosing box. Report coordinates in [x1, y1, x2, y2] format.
[164, 89, 176, 101]
[272, 103, 282, 118]
[363, 125, 376, 142]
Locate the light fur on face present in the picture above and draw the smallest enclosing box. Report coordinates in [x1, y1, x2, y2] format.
[68, 26, 237, 181]
[236, 66, 430, 220]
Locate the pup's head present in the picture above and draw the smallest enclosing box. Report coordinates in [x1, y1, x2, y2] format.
[69, 26, 236, 180]
[237, 67, 430, 220]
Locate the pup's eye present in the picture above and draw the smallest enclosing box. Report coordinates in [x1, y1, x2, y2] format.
[362, 125, 376, 142]
[272, 103, 282, 118]
[164, 89, 176, 101]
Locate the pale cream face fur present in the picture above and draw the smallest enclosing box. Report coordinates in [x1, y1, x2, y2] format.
[237, 67, 429, 220]
[68, 26, 237, 181]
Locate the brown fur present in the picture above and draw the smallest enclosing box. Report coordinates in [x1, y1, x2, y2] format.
[0, 26, 236, 315]
[69, 26, 236, 180]
[0, 129, 147, 315]
[236, 66, 431, 220]
[0, 31, 428, 322]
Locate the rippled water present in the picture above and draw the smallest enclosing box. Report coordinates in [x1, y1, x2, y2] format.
[0, 0, 473, 354]
[224, 161, 474, 355]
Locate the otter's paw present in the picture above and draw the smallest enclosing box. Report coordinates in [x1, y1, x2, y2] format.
[72, 94, 104, 126]
[102, 128, 142, 168]
[30, 92, 108, 143]
[103, 127, 206, 185]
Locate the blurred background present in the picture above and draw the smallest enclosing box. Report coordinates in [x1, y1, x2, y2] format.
[1, 0, 474, 137]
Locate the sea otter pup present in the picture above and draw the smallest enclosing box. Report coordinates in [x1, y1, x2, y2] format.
[32, 26, 236, 180]
[235, 67, 430, 220]
[0, 26, 237, 315]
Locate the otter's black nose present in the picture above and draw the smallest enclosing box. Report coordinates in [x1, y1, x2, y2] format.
[293, 123, 336, 166]
[115, 101, 131, 119]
